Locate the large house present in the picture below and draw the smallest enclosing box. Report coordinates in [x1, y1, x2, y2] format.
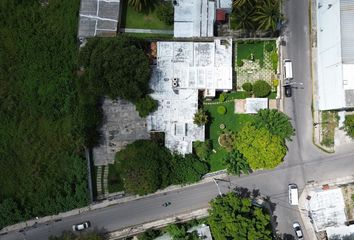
[147, 38, 233, 154]
[316, 0, 354, 110]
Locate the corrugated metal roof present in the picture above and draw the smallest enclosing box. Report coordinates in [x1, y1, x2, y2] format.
[340, 0, 354, 63]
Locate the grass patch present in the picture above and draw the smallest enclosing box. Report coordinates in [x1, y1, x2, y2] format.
[204, 102, 255, 171]
[108, 164, 125, 193]
[121, 2, 173, 30]
[121, 33, 173, 40]
[237, 41, 265, 67]
[268, 92, 277, 99]
[321, 111, 339, 147]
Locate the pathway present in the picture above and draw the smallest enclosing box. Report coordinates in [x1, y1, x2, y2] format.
[119, 28, 173, 34]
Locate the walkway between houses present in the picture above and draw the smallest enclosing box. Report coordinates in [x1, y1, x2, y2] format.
[96, 165, 109, 200]
[119, 28, 173, 34]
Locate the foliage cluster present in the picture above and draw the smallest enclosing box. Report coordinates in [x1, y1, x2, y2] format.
[231, 0, 283, 32]
[343, 114, 354, 139]
[217, 106, 227, 115]
[193, 109, 209, 126]
[0, 0, 92, 229]
[115, 140, 209, 195]
[223, 150, 251, 176]
[242, 82, 253, 92]
[193, 140, 213, 161]
[208, 192, 272, 240]
[135, 96, 158, 118]
[156, 2, 174, 25]
[219, 92, 227, 102]
[253, 80, 271, 97]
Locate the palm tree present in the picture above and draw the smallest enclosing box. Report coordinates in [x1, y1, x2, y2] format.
[232, 0, 254, 8]
[253, 0, 282, 32]
[231, 5, 255, 30]
[223, 150, 251, 176]
[128, 0, 152, 12]
[193, 109, 208, 126]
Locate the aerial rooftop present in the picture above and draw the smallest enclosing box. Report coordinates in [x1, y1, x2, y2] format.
[316, 0, 354, 110]
[78, 0, 120, 38]
[174, 0, 215, 38]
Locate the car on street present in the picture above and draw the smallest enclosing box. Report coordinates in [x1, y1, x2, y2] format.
[162, 202, 171, 207]
[288, 184, 299, 205]
[293, 222, 304, 239]
[285, 85, 292, 97]
[72, 221, 90, 231]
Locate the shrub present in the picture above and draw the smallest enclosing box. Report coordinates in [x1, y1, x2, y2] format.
[135, 95, 158, 118]
[156, 2, 174, 25]
[237, 60, 244, 67]
[343, 114, 354, 139]
[253, 80, 271, 97]
[193, 109, 208, 126]
[242, 82, 253, 92]
[272, 79, 279, 88]
[193, 140, 212, 161]
[271, 51, 278, 72]
[219, 132, 235, 152]
[265, 43, 274, 52]
[219, 92, 227, 102]
[217, 106, 227, 115]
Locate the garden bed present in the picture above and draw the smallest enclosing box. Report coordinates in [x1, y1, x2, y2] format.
[108, 164, 125, 193]
[203, 101, 255, 171]
[320, 111, 339, 148]
[120, 1, 173, 30]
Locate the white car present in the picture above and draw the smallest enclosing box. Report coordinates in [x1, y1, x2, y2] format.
[293, 222, 304, 239]
[72, 221, 90, 231]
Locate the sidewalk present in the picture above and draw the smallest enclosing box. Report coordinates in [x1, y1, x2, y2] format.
[0, 169, 228, 235]
[119, 28, 173, 35]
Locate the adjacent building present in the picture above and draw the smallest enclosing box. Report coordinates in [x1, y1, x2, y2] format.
[78, 0, 121, 38]
[316, 0, 354, 110]
[147, 38, 233, 154]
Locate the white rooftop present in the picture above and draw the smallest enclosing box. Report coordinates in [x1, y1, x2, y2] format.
[316, 0, 354, 110]
[326, 225, 354, 239]
[156, 39, 233, 93]
[245, 98, 268, 114]
[308, 188, 347, 232]
[174, 0, 215, 38]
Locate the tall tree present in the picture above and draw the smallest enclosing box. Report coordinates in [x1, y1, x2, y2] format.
[235, 123, 286, 170]
[193, 109, 208, 126]
[129, 0, 152, 12]
[208, 192, 272, 240]
[223, 150, 251, 176]
[231, 4, 255, 30]
[254, 109, 295, 141]
[253, 0, 282, 31]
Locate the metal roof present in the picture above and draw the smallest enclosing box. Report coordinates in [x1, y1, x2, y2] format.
[340, 0, 354, 63]
[78, 0, 120, 38]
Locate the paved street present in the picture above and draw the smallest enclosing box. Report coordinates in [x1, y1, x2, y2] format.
[2, 1, 354, 240]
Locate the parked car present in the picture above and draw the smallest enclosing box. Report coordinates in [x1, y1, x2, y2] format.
[72, 221, 90, 231]
[293, 222, 304, 239]
[288, 184, 299, 205]
[284, 85, 292, 97]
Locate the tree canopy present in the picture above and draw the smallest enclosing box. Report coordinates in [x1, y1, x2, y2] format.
[254, 109, 295, 141]
[79, 37, 151, 103]
[253, 80, 271, 97]
[223, 150, 251, 176]
[115, 140, 209, 195]
[208, 192, 272, 240]
[156, 2, 174, 25]
[193, 109, 209, 126]
[343, 114, 354, 139]
[235, 123, 286, 169]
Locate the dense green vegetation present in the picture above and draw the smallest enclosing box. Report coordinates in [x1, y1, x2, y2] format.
[223, 150, 251, 176]
[253, 80, 272, 97]
[156, 2, 174, 25]
[343, 114, 354, 139]
[231, 0, 282, 32]
[193, 109, 209, 126]
[115, 140, 209, 195]
[208, 192, 272, 240]
[0, 0, 94, 229]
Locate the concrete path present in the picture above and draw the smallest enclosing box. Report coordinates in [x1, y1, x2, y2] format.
[119, 28, 173, 34]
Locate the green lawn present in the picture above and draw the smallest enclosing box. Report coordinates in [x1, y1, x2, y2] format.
[121, 2, 173, 30]
[204, 102, 255, 171]
[208, 91, 277, 104]
[237, 41, 265, 67]
[108, 164, 125, 193]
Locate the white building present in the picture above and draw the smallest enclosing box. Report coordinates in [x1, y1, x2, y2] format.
[147, 39, 233, 155]
[316, 0, 354, 110]
[174, 0, 215, 38]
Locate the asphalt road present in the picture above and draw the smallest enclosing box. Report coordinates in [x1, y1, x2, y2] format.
[2, 0, 354, 239]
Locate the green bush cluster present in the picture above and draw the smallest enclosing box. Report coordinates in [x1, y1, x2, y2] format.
[156, 2, 174, 25]
[219, 92, 227, 102]
[253, 80, 271, 97]
[265, 43, 274, 52]
[343, 114, 354, 139]
[242, 82, 253, 92]
[217, 106, 227, 115]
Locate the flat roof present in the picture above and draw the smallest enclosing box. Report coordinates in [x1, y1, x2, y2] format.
[174, 0, 215, 38]
[316, 0, 354, 110]
[308, 188, 347, 232]
[78, 0, 120, 38]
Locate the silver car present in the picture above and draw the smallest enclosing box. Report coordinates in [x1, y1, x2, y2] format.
[72, 221, 90, 231]
[293, 222, 304, 239]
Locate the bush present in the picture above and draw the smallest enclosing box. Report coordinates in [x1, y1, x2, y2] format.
[265, 43, 274, 52]
[272, 79, 279, 88]
[193, 140, 212, 161]
[242, 82, 253, 92]
[156, 2, 174, 25]
[343, 114, 354, 139]
[219, 92, 227, 102]
[271, 51, 278, 72]
[253, 80, 271, 97]
[237, 60, 244, 67]
[219, 132, 235, 152]
[135, 95, 158, 118]
[217, 106, 227, 115]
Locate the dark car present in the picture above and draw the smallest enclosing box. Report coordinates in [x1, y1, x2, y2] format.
[72, 221, 90, 231]
[293, 222, 304, 239]
[285, 85, 292, 97]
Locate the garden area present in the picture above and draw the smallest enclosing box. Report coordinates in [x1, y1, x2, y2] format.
[120, 0, 174, 30]
[320, 111, 339, 148]
[236, 40, 279, 93]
